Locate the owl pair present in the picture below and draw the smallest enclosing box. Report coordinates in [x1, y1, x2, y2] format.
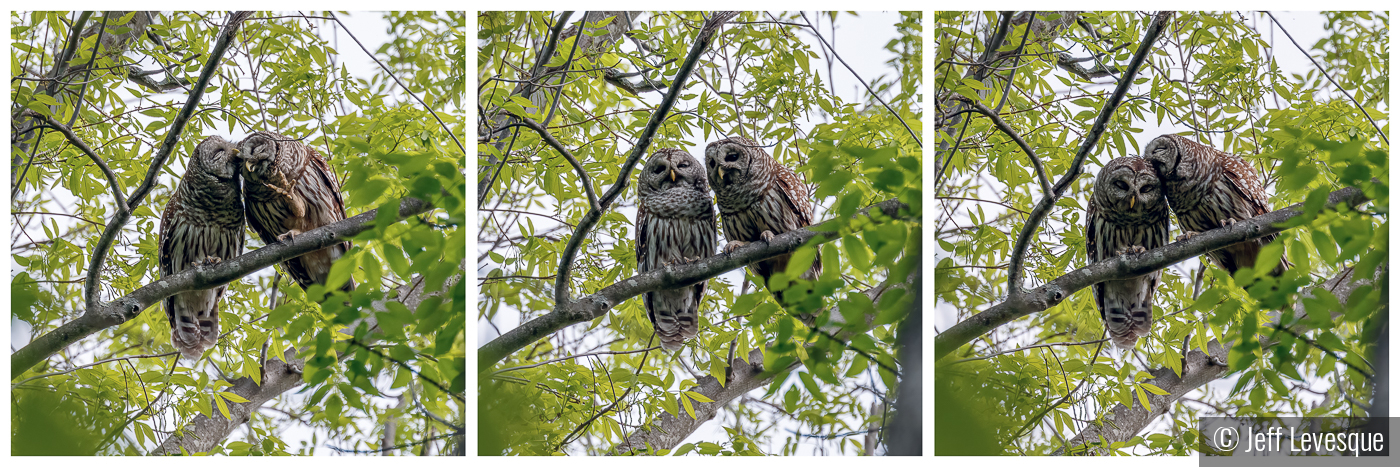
[1087, 135, 1288, 349]
[636, 137, 820, 351]
[159, 132, 353, 359]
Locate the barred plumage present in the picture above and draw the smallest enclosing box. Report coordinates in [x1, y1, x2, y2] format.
[705, 137, 820, 307]
[238, 131, 354, 292]
[636, 148, 717, 351]
[1145, 134, 1290, 277]
[1086, 156, 1171, 349]
[160, 136, 246, 359]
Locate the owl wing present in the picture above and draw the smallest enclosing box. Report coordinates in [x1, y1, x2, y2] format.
[158, 189, 181, 313]
[773, 166, 815, 227]
[1218, 152, 1278, 245]
[692, 204, 718, 308]
[635, 203, 655, 317]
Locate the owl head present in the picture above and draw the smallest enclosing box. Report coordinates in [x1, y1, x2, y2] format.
[191, 136, 240, 180]
[1093, 156, 1166, 222]
[236, 131, 288, 182]
[704, 137, 769, 191]
[639, 148, 708, 197]
[1143, 134, 1198, 183]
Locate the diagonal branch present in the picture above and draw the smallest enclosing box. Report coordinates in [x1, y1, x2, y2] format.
[509, 114, 598, 210]
[21, 110, 127, 209]
[83, 11, 252, 311]
[1004, 11, 1172, 295]
[12, 197, 432, 379]
[797, 12, 920, 147]
[481, 197, 907, 370]
[935, 184, 1369, 360]
[550, 12, 738, 307]
[1263, 11, 1387, 145]
[959, 98, 1052, 195]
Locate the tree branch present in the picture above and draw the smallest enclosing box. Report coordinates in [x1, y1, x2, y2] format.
[21, 110, 128, 209]
[550, 12, 737, 307]
[935, 184, 1369, 360]
[1263, 11, 1386, 145]
[797, 12, 920, 147]
[1004, 11, 1172, 295]
[83, 11, 252, 311]
[510, 114, 598, 210]
[959, 98, 1052, 195]
[12, 197, 432, 378]
[481, 198, 908, 369]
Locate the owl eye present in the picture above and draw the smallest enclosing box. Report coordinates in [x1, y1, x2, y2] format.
[652, 164, 666, 174]
[678, 161, 690, 168]
[708, 158, 716, 167]
[1141, 184, 1155, 193]
[1114, 180, 1130, 190]
[725, 150, 740, 162]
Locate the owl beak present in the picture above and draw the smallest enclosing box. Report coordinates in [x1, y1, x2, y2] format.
[245, 160, 253, 173]
[717, 169, 724, 182]
[670, 169, 677, 183]
[1129, 196, 1135, 209]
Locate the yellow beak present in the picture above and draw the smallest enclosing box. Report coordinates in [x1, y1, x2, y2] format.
[245, 160, 253, 172]
[670, 169, 677, 182]
[1129, 196, 1135, 209]
[717, 169, 724, 181]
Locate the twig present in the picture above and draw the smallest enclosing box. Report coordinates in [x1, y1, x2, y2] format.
[958, 98, 1052, 195]
[325, 432, 461, 454]
[492, 346, 660, 374]
[326, 13, 464, 152]
[22, 111, 128, 209]
[11, 351, 179, 387]
[1263, 11, 1386, 145]
[507, 115, 599, 210]
[348, 338, 464, 403]
[1005, 11, 1172, 295]
[949, 338, 1110, 364]
[798, 12, 920, 147]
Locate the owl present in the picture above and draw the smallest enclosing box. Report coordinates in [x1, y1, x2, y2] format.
[705, 137, 821, 305]
[1086, 156, 1171, 349]
[159, 136, 246, 359]
[636, 148, 718, 351]
[1144, 134, 1290, 277]
[238, 131, 355, 292]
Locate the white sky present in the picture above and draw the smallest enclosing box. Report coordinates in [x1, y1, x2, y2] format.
[932, 11, 1391, 454]
[476, 11, 909, 455]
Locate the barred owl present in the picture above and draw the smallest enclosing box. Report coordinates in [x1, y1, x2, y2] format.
[1086, 156, 1171, 349]
[705, 137, 820, 304]
[636, 148, 717, 351]
[238, 131, 355, 292]
[1144, 134, 1290, 277]
[160, 136, 246, 359]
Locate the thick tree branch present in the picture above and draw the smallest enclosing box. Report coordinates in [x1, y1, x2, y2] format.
[1005, 11, 1172, 294]
[1054, 263, 1383, 455]
[83, 11, 252, 311]
[12, 197, 432, 378]
[551, 12, 738, 307]
[935, 184, 1369, 360]
[481, 198, 908, 369]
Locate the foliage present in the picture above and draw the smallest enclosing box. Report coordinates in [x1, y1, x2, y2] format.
[935, 11, 1387, 454]
[478, 11, 921, 455]
[10, 11, 466, 455]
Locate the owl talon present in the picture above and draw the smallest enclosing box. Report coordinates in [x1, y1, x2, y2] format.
[723, 241, 747, 254]
[1115, 245, 1148, 257]
[276, 229, 304, 244]
[1221, 217, 1238, 227]
[1176, 231, 1200, 243]
[760, 230, 776, 243]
